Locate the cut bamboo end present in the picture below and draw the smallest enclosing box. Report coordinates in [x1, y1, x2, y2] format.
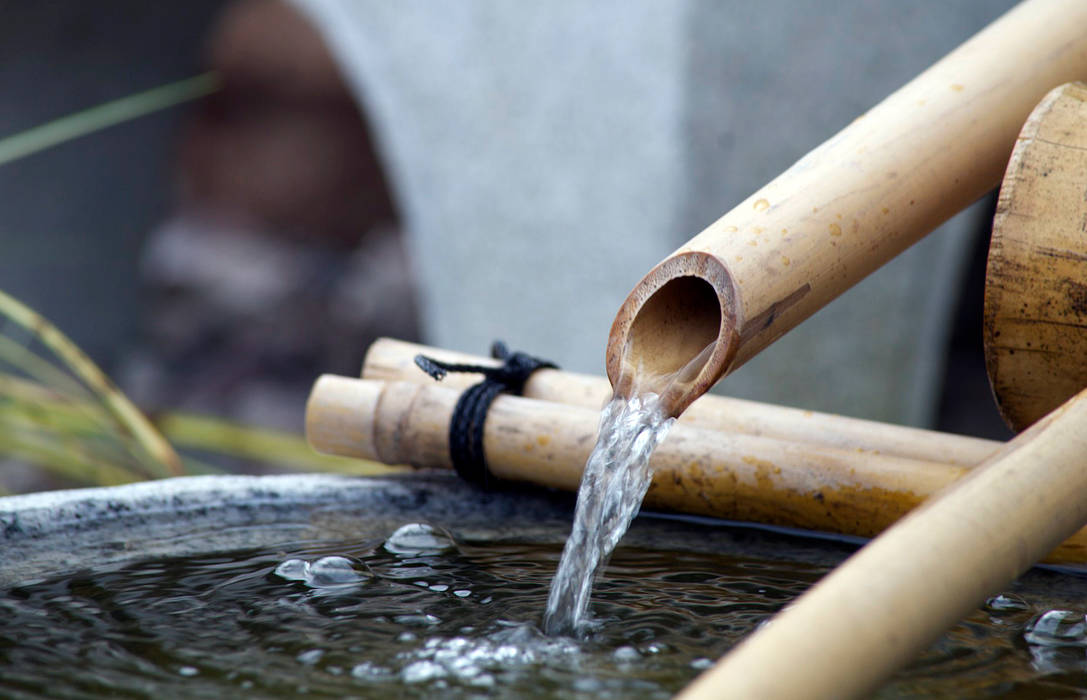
[304, 374, 384, 461]
[304, 372, 1087, 564]
[605, 252, 738, 416]
[985, 82, 1087, 432]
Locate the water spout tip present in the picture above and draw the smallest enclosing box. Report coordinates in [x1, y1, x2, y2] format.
[606, 252, 738, 417]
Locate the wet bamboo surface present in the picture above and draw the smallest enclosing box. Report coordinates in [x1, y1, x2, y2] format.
[306, 373, 1087, 565]
[362, 338, 1000, 467]
[679, 385, 1087, 700]
[985, 82, 1087, 431]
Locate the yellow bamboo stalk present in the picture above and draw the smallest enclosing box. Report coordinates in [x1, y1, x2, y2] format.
[362, 338, 1001, 467]
[679, 384, 1087, 699]
[305, 374, 1087, 564]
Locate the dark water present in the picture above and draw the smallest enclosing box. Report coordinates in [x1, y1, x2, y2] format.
[3, 522, 1087, 699]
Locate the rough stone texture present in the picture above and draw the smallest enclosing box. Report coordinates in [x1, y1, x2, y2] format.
[292, 0, 1017, 426]
[0, 473, 571, 587]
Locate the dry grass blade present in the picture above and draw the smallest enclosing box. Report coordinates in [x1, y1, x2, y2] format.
[0, 289, 183, 479]
[156, 413, 404, 476]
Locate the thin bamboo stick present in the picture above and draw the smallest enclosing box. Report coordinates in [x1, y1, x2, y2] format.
[605, 0, 1087, 415]
[305, 374, 1087, 564]
[362, 338, 1001, 467]
[678, 384, 1087, 700]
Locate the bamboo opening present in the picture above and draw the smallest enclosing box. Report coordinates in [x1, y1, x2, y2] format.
[627, 276, 722, 381]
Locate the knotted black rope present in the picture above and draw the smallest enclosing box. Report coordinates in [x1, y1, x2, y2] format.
[414, 341, 556, 487]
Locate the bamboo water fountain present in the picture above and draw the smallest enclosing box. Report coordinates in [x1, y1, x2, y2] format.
[307, 0, 1087, 696]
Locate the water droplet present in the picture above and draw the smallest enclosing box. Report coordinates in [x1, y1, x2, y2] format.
[691, 657, 714, 670]
[613, 645, 640, 661]
[351, 660, 393, 681]
[178, 666, 199, 677]
[395, 614, 441, 627]
[454, 589, 471, 598]
[296, 648, 323, 665]
[308, 556, 366, 586]
[274, 559, 309, 581]
[402, 660, 447, 683]
[985, 593, 1029, 613]
[428, 584, 449, 592]
[384, 523, 455, 555]
[398, 632, 417, 642]
[1025, 610, 1087, 647]
[753, 198, 770, 212]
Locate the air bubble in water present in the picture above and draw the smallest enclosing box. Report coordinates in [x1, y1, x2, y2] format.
[309, 556, 365, 586]
[273, 556, 368, 590]
[402, 659, 447, 683]
[351, 660, 393, 681]
[384, 523, 454, 555]
[296, 649, 324, 665]
[274, 559, 309, 581]
[1024, 610, 1087, 647]
[985, 593, 1029, 613]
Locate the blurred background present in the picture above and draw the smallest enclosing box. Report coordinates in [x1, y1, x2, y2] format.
[0, 0, 1018, 494]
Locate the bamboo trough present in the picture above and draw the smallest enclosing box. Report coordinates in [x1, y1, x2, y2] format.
[307, 357, 1087, 565]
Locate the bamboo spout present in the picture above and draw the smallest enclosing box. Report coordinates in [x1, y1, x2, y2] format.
[607, 0, 1087, 415]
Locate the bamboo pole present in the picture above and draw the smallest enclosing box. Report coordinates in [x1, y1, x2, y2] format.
[679, 385, 1087, 700]
[362, 338, 1000, 466]
[305, 374, 1087, 564]
[605, 0, 1087, 415]
[985, 82, 1087, 431]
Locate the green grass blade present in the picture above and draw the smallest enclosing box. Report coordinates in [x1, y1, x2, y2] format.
[0, 72, 220, 167]
[157, 412, 405, 476]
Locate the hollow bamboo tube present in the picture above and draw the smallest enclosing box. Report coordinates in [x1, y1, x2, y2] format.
[605, 0, 1087, 415]
[305, 374, 1087, 564]
[678, 386, 1087, 700]
[362, 338, 1000, 467]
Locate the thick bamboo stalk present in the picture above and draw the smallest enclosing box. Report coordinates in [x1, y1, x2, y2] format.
[605, 0, 1087, 415]
[305, 374, 1087, 564]
[362, 338, 1001, 466]
[679, 385, 1087, 700]
[985, 82, 1087, 431]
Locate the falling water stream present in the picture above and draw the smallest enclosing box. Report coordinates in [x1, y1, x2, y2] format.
[543, 392, 675, 635]
[544, 343, 715, 635]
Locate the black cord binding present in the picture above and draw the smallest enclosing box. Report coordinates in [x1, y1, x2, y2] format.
[414, 341, 557, 487]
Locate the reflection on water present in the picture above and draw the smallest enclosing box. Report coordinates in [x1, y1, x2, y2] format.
[2, 523, 1087, 698]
